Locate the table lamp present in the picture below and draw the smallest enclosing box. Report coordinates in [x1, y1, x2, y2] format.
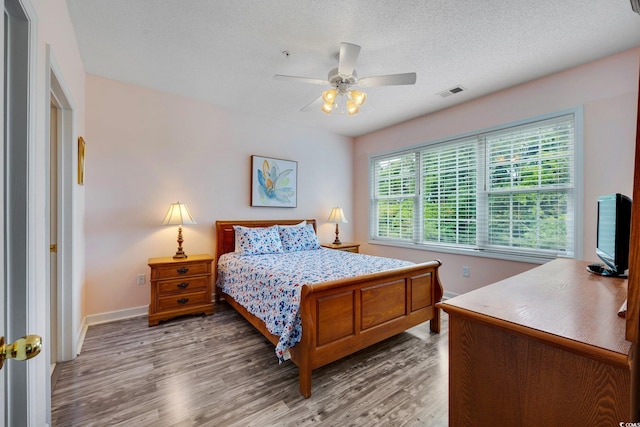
[327, 207, 348, 245]
[162, 202, 196, 259]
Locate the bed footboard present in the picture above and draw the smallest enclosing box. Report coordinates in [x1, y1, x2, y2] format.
[290, 259, 443, 398]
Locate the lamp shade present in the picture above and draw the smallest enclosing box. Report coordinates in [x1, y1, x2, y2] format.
[327, 207, 348, 224]
[162, 202, 196, 226]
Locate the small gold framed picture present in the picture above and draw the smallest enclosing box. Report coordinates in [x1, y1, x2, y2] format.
[78, 136, 85, 185]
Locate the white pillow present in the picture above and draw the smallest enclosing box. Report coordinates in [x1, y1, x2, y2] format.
[277, 220, 307, 228]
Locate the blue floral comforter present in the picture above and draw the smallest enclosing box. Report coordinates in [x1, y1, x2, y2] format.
[216, 248, 413, 362]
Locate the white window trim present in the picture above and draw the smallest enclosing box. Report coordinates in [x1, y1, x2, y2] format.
[368, 107, 584, 264]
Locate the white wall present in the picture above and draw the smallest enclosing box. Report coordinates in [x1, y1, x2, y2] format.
[84, 74, 353, 315]
[36, 0, 87, 354]
[354, 48, 639, 296]
[29, 0, 86, 424]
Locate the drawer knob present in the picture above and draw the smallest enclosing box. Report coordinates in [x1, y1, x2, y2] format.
[177, 267, 189, 275]
[177, 282, 189, 289]
[177, 298, 189, 304]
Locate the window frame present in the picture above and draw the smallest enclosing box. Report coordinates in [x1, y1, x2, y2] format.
[369, 107, 584, 264]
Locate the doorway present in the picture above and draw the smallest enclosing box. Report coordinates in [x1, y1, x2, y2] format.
[49, 98, 60, 387]
[47, 46, 77, 367]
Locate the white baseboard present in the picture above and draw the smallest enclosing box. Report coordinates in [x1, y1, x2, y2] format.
[76, 320, 87, 355]
[77, 306, 148, 354]
[443, 290, 459, 300]
[85, 305, 148, 326]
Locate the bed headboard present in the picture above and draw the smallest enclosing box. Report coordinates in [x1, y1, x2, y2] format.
[215, 219, 317, 260]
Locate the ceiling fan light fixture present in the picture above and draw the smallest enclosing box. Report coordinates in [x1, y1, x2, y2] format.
[321, 101, 334, 114]
[349, 90, 367, 106]
[322, 89, 337, 103]
[347, 99, 359, 116]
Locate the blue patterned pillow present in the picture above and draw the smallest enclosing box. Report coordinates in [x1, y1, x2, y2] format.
[278, 224, 321, 252]
[233, 225, 284, 255]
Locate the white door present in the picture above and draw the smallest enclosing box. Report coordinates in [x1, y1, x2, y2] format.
[3, 0, 43, 425]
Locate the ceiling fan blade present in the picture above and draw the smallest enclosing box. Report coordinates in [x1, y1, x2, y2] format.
[338, 42, 361, 76]
[358, 72, 417, 87]
[300, 95, 323, 112]
[273, 75, 329, 85]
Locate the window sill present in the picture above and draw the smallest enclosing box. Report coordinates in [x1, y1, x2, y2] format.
[367, 239, 567, 265]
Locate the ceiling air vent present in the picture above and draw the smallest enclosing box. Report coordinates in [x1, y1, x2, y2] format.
[437, 85, 466, 98]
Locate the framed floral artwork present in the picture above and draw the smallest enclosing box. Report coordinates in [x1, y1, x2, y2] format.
[251, 155, 297, 207]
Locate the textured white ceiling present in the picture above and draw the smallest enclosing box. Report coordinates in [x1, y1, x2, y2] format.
[66, 0, 640, 137]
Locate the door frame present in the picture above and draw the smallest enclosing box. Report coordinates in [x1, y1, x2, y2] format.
[46, 45, 76, 364]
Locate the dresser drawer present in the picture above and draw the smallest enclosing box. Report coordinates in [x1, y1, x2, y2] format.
[153, 261, 211, 280]
[158, 276, 209, 296]
[157, 291, 211, 311]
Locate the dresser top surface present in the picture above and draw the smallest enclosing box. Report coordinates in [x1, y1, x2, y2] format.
[148, 254, 213, 265]
[440, 258, 630, 356]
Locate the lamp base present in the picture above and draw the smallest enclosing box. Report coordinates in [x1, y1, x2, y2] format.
[173, 226, 188, 259]
[333, 224, 342, 245]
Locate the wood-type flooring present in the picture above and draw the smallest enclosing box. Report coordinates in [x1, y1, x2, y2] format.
[51, 303, 448, 426]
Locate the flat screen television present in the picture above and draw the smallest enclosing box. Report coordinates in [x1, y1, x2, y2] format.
[595, 193, 632, 276]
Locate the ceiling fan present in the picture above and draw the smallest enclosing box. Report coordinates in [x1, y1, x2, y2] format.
[273, 42, 417, 116]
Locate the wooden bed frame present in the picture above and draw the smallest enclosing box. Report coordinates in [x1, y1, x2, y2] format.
[214, 219, 443, 398]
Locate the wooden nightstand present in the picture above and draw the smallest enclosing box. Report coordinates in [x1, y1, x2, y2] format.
[321, 242, 360, 253]
[148, 254, 214, 326]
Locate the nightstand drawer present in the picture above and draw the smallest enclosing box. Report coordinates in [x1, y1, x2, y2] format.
[158, 276, 208, 296]
[153, 262, 211, 280]
[157, 291, 210, 311]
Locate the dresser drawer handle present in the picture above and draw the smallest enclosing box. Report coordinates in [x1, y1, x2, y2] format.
[177, 298, 189, 304]
[176, 267, 189, 275]
[177, 282, 189, 289]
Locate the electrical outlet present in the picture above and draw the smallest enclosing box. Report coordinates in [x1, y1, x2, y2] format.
[137, 274, 146, 285]
[462, 266, 470, 277]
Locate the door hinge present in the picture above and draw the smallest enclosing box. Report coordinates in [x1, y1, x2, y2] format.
[50, 244, 57, 253]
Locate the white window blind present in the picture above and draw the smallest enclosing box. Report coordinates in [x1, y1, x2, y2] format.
[371, 152, 417, 240]
[369, 111, 578, 261]
[482, 115, 575, 256]
[421, 137, 477, 247]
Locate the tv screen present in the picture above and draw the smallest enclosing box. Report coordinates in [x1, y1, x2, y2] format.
[596, 193, 632, 276]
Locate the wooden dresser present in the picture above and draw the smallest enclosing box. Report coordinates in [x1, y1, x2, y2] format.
[148, 254, 214, 326]
[439, 258, 631, 426]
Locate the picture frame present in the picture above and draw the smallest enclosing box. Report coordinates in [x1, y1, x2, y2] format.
[78, 136, 86, 185]
[251, 155, 297, 207]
